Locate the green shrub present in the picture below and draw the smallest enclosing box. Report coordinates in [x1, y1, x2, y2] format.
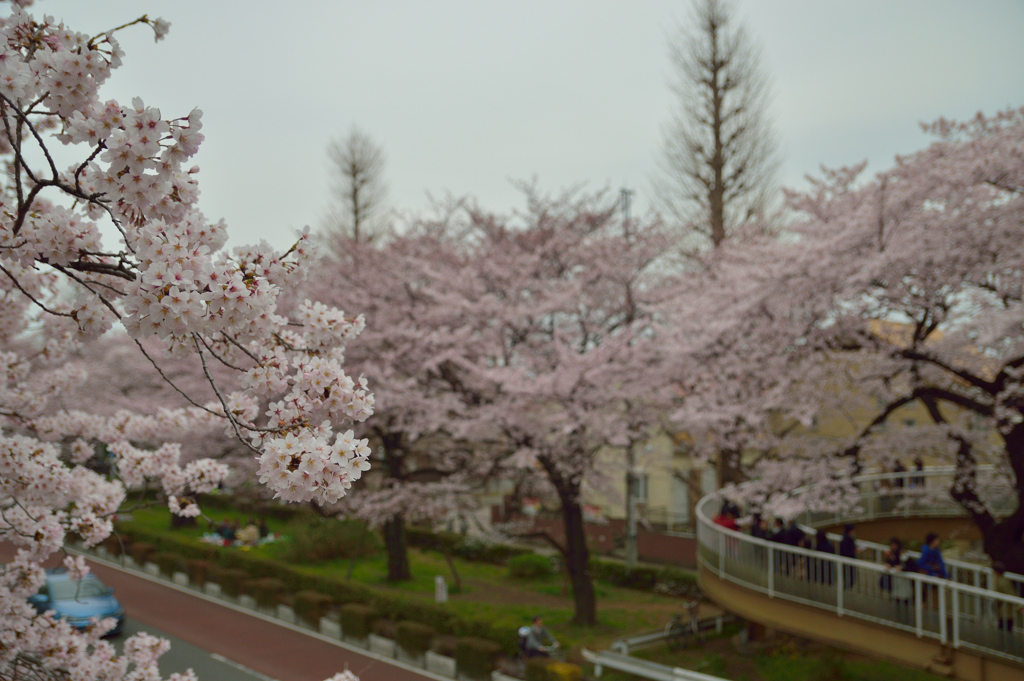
[186, 560, 212, 586]
[433, 635, 457, 658]
[458, 536, 531, 564]
[250, 577, 286, 609]
[294, 591, 334, 627]
[542, 662, 583, 681]
[589, 558, 658, 590]
[286, 518, 381, 563]
[406, 526, 532, 565]
[217, 568, 250, 598]
[525, 657, 551, 681]
[103, 534, 128, 556]
[131, 542, 156, 566]
[455, 637, 502, 681]
[154, 552, 187, 577]
[508, 553, 554, 580]
[371, 618, 397, 639]
[340, 603, 376, 640]
[654, 566, 700, 597]
[395, 621, 436, 657]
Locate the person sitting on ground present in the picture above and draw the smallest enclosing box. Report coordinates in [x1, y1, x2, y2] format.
[236, 518, 260, 546]
[523, 615, 557, 658]
[214, 519, 231, 539]
[919, 532, 949, 579]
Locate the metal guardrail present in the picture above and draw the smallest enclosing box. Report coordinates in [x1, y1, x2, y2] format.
[583, 649, 729, 681]
[696, 467, 1024, 664]
[792, 466, 1023, 594]
[610, 615, 728, 654]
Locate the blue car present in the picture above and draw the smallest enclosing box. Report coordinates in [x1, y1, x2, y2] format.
[29, 570, 125, 636]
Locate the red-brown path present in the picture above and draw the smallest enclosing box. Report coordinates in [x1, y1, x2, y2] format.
[1, 544, 437, 681]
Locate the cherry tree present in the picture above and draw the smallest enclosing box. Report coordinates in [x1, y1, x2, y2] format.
[0, 3, 373, 679]
[679, 108, 1024, 566]
[305, 227, 485, 581]
[446, 189, 679, 625]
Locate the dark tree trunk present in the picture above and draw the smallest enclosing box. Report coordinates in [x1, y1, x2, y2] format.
[949, 426, 1024, 575]
[383, 515, 412, 582]
[441, 551, 463, 593]
[981, 517, 1024, 575]
[980, 425, 1024, 574]
[559, 491, 597, 626]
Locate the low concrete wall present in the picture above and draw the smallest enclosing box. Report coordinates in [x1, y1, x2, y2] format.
[425, 651, 456, 678]
[637, 529, 696, 567]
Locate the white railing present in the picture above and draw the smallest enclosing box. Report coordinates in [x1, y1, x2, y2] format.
[584, 649, 729, 681]
[793, 466, 1024, 594]
[696, 470, 1024, 664]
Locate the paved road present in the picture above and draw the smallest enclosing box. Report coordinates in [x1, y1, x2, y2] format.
[1, 544, 436, 681]
[116, 617, 277, 681]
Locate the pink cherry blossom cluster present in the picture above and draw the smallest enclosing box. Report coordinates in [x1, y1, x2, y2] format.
[256, 427, 371, 504]
[0, 5, 375, 505]
[0, 5, 372, 679]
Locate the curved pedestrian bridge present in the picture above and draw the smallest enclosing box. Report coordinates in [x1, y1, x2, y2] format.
[696, 468, 1024, 681]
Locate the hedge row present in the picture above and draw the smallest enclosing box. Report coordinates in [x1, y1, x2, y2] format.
[112, 526, 519, 653]
[508, 553, 554, 580]
[588, 557, 698, 596]
[294, 591, 334, 628]
[455, 637, 502, 681]
[405, 526, 532, 565]
[153, 552, 187, 577]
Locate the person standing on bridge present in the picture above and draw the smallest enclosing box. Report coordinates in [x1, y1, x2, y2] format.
[813, 529, 835, 587]
[880, 537, 903, 594]
[840, 525, 860, 589]
[919, 533, 949, 580]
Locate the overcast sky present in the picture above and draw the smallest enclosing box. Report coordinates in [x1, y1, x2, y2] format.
[42, 0, 1024, 250]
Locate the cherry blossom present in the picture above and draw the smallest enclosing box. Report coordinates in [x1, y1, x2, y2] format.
[673, 108, 1024, 571]
[0, 4, 371, 680]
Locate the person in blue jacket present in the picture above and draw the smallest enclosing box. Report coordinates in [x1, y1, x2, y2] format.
[919, 532, 949, 579]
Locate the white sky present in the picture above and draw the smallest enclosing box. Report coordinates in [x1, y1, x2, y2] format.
[41, 0, 1024, 250]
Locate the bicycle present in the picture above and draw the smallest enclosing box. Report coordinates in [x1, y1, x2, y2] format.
[665, 599, 702, 651]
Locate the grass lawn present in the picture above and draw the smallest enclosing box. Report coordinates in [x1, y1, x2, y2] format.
[115, 503, 689, 652]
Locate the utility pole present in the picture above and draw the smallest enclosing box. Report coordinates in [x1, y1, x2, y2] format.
[622, 186, 639, 570]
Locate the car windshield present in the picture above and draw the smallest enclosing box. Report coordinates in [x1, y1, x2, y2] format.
[49, 578, 108, 601]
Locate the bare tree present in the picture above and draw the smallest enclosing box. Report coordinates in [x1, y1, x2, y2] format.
[655, 0, 780, 250]
[324, 126, 389, 244]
